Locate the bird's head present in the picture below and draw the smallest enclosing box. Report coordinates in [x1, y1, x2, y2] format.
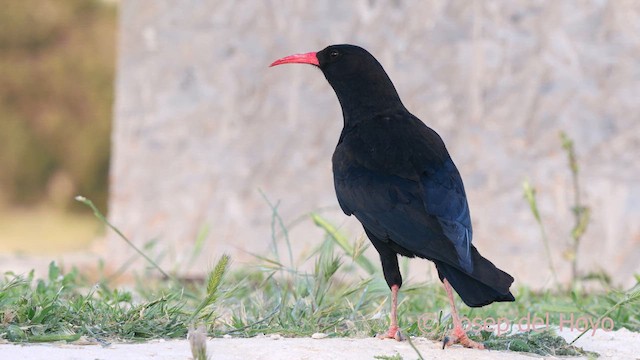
[270, 44, 403, 121]
[271, 44, 384, 82]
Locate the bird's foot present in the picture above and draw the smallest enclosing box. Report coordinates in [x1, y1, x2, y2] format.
[377, 325, 404, 341]
[442, 326, 484, 350]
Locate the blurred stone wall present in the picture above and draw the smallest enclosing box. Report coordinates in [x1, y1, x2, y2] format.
[110, 0, 640, 287]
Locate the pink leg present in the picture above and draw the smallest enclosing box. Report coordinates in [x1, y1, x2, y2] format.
[378, 284, 403, 341]
[442, 278, 485, 349]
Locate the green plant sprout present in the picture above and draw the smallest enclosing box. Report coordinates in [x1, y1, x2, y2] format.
[522, 131, 592, 287]
[522, 179, 558, 285]
[559, 131, 591, 284]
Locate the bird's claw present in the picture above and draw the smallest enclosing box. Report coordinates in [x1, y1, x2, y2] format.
[442, 332, 485, 350]
[377, 326, 404, 341]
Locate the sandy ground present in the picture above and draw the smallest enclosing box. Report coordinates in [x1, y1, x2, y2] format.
[0, 328, 638, 360]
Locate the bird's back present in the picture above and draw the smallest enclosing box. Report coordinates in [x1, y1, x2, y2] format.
[333, 109, 448, 181]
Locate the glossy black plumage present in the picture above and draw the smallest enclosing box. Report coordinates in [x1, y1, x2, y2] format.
[277, 44, 514, 308]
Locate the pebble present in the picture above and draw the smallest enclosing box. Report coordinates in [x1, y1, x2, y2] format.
[311, 333, 328, 339]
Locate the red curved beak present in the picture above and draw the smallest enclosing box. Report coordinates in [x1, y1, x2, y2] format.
[270, 51, 319, 67]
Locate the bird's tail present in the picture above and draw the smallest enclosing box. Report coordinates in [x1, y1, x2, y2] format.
[434, 245, 514, 307]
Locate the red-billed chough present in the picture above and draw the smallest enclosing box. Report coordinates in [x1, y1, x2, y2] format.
[270, 44, 514, 349]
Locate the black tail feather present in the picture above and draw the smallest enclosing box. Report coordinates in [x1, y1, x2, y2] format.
[435, 246, 514, 307]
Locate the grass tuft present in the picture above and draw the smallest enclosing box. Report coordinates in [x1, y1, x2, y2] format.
[374, 354, 403, 360]
[483, 329, 595, 357]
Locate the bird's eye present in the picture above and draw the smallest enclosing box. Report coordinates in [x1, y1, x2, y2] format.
[330, 50, 339, 58]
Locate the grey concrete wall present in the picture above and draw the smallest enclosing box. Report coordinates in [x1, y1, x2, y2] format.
[110, 0, 640, 287]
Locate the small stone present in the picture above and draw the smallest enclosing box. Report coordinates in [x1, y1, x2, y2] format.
[270, 334, 282, 340]
[223, 334, 232, 339]
[311, 333, 328, 339]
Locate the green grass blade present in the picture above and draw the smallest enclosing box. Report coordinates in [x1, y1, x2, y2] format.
[75, 196, 171, 280]
[311, 213, 377, 275]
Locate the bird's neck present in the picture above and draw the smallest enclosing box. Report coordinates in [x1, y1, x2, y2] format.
[328, 74, 405, 127]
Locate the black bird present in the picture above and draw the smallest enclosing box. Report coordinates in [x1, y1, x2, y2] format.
[270, 44, 514, 349]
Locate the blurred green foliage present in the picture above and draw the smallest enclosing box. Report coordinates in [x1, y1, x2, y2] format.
[0, 0, 116, 211]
